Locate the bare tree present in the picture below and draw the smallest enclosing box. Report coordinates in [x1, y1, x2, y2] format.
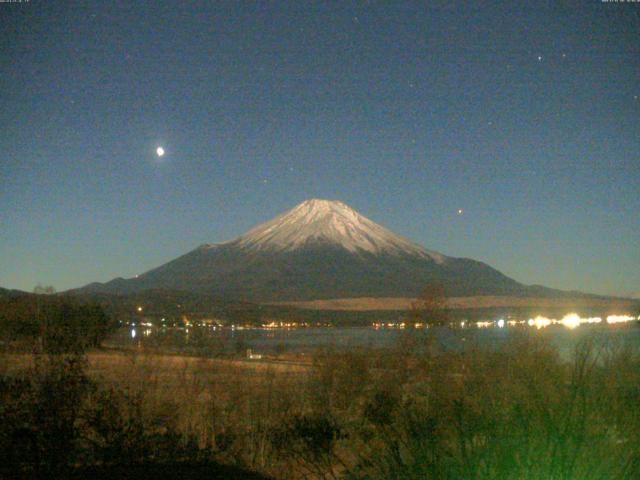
[33, 284, 56, 295]
[408, 282, 449, 327]
[33, 284, 56, 352]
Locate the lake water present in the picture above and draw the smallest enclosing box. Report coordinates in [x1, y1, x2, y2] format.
[111, 323, 640, 360]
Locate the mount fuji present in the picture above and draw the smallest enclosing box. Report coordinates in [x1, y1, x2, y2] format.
[77, 199, 565, 302]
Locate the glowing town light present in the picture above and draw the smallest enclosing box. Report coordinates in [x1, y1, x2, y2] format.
[606, 315, 634, 324]
[476, 321, 492, 328]
[532, 315, 552, 329]
[136, 306, 143, 312]
[527, 318, 535, 327]
[560, 313, 581, 329]
[497, 319, 505, 328]
[130, 328, 136, 339]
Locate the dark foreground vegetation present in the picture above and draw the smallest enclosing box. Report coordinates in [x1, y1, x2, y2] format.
[1, 296, 639, 479]
[1, 338, 638, 478]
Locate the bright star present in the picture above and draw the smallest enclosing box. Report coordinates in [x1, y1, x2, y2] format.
[156, 147, 165, 157]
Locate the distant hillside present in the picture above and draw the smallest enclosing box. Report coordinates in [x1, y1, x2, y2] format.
[62, 288, 275, 325]
[0, 287, 31, 299]
[271, 295, 638, 312]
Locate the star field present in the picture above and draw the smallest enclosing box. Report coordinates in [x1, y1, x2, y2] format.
[0, 1, 638, 296]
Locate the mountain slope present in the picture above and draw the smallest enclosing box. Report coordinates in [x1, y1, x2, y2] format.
[76, 199, 560, 301]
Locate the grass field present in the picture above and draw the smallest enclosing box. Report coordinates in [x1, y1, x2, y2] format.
[2, 331, 640, 479]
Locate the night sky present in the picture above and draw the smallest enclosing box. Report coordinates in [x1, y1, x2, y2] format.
[1, 1, 638, 296]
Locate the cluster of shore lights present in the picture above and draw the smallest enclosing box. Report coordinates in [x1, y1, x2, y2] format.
[263, 321, 305, 329]
[528, 314, 638, 329]
[473, 315, 596, 329]
[372, 315, 638, 330]
[474, 314, 638, 330]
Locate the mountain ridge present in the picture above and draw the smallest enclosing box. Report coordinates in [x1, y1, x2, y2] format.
[72, 199, 610, 302]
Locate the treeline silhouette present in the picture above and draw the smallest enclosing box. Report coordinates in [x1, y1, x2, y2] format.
[0, 294, 116, 353]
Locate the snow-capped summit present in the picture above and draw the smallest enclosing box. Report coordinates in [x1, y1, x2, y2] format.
[233, 199, 445, 262]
